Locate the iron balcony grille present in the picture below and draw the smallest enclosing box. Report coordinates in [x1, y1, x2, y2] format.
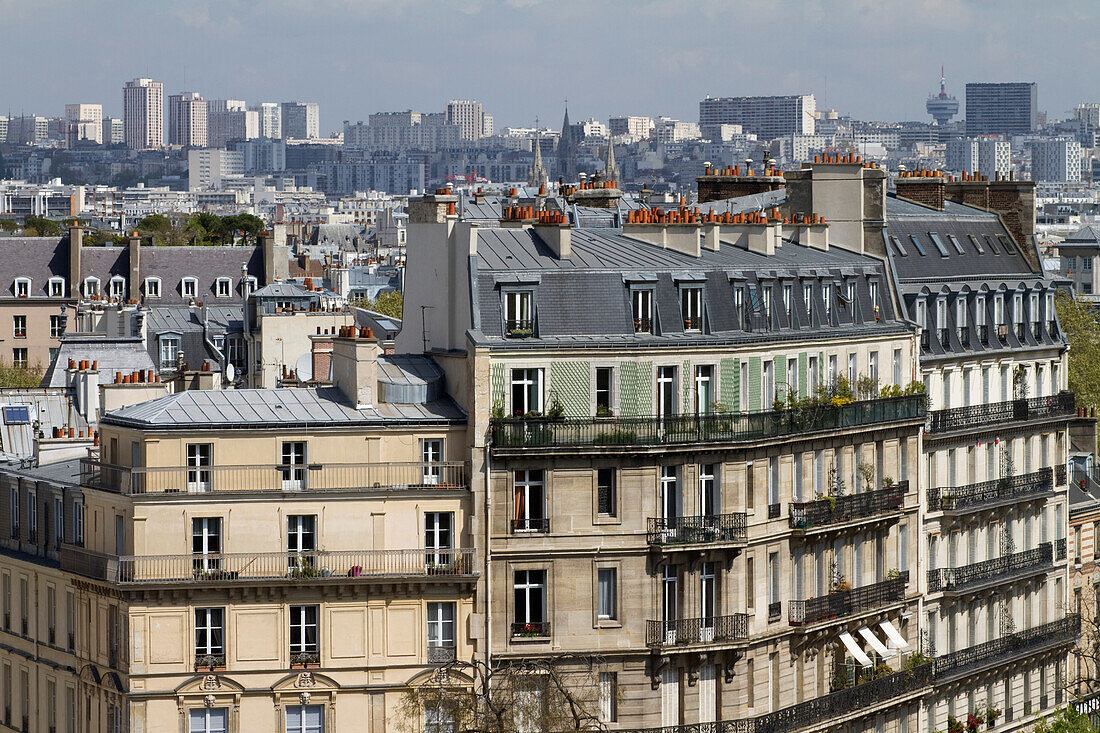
[511, 621, 551, 638]
[634, 317, 653, 334]
[195, 653, 226, 670]
[977, 325, 989, 344]
[788, 573, 908, 626]
[920, 331, 931, 350]
[927, 542, 1052, 593]
[426, 645, 456, 664]
[510, 517, 550, 533]
[767, 602, 782, 621]
[767, 503, 781, 519]
[647, 513, 747, 546]
[926, 466, 1060, 513]
[789, 483, 906, 531]
[80, 459, 468, 496]
[1056, 537, 1067, 561]
[957, 326, 969, 343]
[490, 395, 926, 450]
[290, 652, 319, 666]
[504, 319, 533, 338]
[931, 614, 1079, 681]
[927, 391, 1074, 434]
[645, 614, 749, 649]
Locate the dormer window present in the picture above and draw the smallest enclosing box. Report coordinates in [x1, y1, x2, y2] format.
[823, 283, 834, 322]
[145, 277, 161, 298]
[680, 285, 703, 331]
[782, 283, 793, 326]
[48, 278, 64, 298]
[956, 296, 968, 342]
[159, 334, 180, 370]
[109, 276, 125, 300]
[82, 277, 99, 298]
[976, 295, 987, 344]
[804, 283, 814, 323]
[760, 285, 771, 320]
[243, 277, 258, 297]
[182, 277, 198, 299]
[14, 279, 30, 298]
[503, 290, 534, 338]
[869, 280, 880, 320]
[1013, 293, 1024, 339]
[216, 278, 232, 298]
[632, 288, 653, 334]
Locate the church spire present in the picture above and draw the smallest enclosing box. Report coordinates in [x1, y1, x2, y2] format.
[527, 124, 548, 188]
[603, 137, 620, 183]
[557, 104, 577, 182]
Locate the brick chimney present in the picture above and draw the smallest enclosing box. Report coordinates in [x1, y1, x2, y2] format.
[310, 329, 335, 382]
[697, 164, 786, 203]
[562, 180, 621, 209]
[895, 171, 946, 210]
[944, 173, 1037, 268]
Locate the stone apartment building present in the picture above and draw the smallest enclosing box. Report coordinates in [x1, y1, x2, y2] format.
[0, 334, 473, 732]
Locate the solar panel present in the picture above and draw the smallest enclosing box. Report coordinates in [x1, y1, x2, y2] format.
[2, 406, 30, 425]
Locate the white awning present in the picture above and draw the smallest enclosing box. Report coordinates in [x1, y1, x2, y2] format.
[879, 620, 911, 651]
[859, 626, 892, 658]
[839, 631, 873, 667]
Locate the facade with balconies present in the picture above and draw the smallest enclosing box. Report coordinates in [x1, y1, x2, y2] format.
[402, 190, 928, 732]
[0, 333, 474, 733]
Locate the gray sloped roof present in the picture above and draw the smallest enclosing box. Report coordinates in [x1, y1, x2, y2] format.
[0, 389, 88, 461]
[42, 338, 157, 388]
[697, 190, 788, 216]
[252, 281, 314, 298]
[0, 236, 69, 298]
[1061, 225, 1100, 246]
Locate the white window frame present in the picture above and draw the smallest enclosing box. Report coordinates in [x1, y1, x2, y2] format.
[82, 277, 99, 298]
[215, 277, 232, 298]
[421, 438, 444, 484]
[597, 567, 617, 620]
[289, 605, 319, 655]
[194, 607, 225, 658]
[632, 288, 654, 334]
[13, 279, 30, 298]
[144, 277, 162, 299]
[48, 277, 64, 298]
[426, 601, 455, 648]
[510, 368, 544, 415]
[680, 284, 704, 331]
[243, 276, 258, 297]
[159, 334, 181, 370]
[109, 276, 126, 299]
[182, 277, 199, 299]
[189, 708, 228, 733]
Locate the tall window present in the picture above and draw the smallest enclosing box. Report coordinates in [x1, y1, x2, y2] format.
[159, 335, 180, 369]
[504, 290, 533, 336]
[783, 283, 793, 325]
[13, 279, 29, 298]
[73, 500, 84, 546]
[823, 283, 834, 323]
[694, 365, 713, 414]
[216, 278, 232, 298]
[632, 289, 654, 334]
[50, 315, 63, 339]
[287, 515, 317, 571]
[513, 570, 547, 628]
[660, 466, 679, 520]
[512, 470, 546, 532]
[657, 366, 677, 418]
[804, 282, 814, 323]
[285, 705, 324, 733]
[8, 489, 17, 538]
[597, 567, 616, 620]
[194, 608, 225, 665]
[701, 562, 717, 625]
[510, 368, 543, 415]
[189, 709, 228, 733]
[192, 518, 222, 573]
[281, 442, 307, 490]
[12, 316, 25, 339]
[847, 353, 857, 384]
[426, 601, 455, 649]
[186, 443, 212, 492]
[421, 439, 443, 484]
[11, 349, 26, 369]
[763, 360, 775, 406]
[699, 464, 718, 516]
[680, 285, 703, 331]
[595, 367, 613, 415]
[289, 605, 319, 661]
[868, 351, 879, 383]
[182, 277, 198, 299]
[596, 469, 616, 517]
[425, 512, 453, 565]
[109, 277, 125, 299]
[599, 672, 617, 724]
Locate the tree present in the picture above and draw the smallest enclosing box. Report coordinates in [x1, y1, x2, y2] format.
[1056, 289, 1100, 413]
[1032, 704, 1098, 733]
[353, 290, 403, 319]
[400, 655, 612, 733]
[0, 361, 43, 389]
[23, 217, 61, 237]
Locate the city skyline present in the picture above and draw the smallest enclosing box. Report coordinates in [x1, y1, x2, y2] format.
[2, 0, 1100, 134]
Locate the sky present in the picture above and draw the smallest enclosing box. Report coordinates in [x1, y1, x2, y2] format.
[2, 0, 1099, 135]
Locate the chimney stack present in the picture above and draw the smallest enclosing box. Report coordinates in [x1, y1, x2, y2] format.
[331, 327, 383, 409]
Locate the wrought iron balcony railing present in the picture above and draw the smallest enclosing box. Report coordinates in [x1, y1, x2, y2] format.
[767, 602, 782, 621]
[927, 466, 1062, 513]
[61, 544, 476, 584]
[195, 653, 226, 670]
[788, 573, 908, 626]
[426, 645, 456, 664]
[80, 459, 468, 495]
[977, 324, 989, 345]
[510, 517, 550, 533]
[927, 391, 1074, 433]
[932, 614, 1079, 682]
[489, 395, 926, 449]
[511, 621, 551, 638]
[504, 319, 534, 337]
[645, 614, 749, 649]
[927, 543, 1052, 593]
[789, 483, 906, 532]
[290, 651, 320, 667]
[647, 513, 747, 546]
[767, 503, 781, 519]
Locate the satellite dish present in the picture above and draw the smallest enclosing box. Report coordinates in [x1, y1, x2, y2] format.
[295, 353, 313, 382]
[225, 363, 236, 383]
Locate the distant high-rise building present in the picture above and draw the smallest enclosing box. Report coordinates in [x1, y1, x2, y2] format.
[5, 116, 49, 145]
[699, 94, 816, 139]
[1074, 103, 1100, 128]
[1031, 138, 1082, 181]
[250, 102, 282, 139]
[167, 92, 207, 147]
[609, 115, 654, 142]
[123, 77, 164, 149]
[188, 148, 245, 190]
[481, 113, 493, 138]
[281, 102, 319, 139]
[965, 82, 1038, 137]
[446, 100, 485, 141]
[102, 117, 124, 145]
[64, 104, 103, 145]
[207, 100, 258, 147]
[925, 68, 960, 126]
[945, 137, 1010, 178]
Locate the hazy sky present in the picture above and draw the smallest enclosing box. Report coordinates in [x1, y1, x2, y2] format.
[3, 0, 1098, 134]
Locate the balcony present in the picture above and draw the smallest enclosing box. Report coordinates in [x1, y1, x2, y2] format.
[510, 517, 550, 533]
[634, 317, 653, 334]
[290, 651, 320, 668]
[80, 459, 468, 496]
[426, 645, 456, 664]
[927, 543, 1052, 594]
[645, 614, 749, 651]
[511, 621, 551, 638]
[62, 545, 476, 585]
[1056, 537, 1067, 561]
[195, 653, 226, 671]
[489, 395, 926, 451]
[647, 513, 747, 547]
[505, 319, 533, 338]
[926, 466, 1063, 514]
[931, 614, 1079, 683]
[788, 483, 906, 534]
[927, 391, 1074, 434]
[977, 325, 989, 345]
[788, 573, 908, 627]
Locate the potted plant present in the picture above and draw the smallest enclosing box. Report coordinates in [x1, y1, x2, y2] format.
[595, 405, 614, 418]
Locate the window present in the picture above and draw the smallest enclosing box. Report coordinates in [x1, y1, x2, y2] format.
[783, 282, 793, 325]
[701, 561, 717, 624]
[660, 466, 679, 519]
[599, 672, 617, 724]
[763, 359, 775, 406]
[82, 277, 99, 297]
[226, 338, 245, 369]
[513, 569, 547, 630]
[54, 497, 63, 548]
[947, 234, 965, 254]
[847, 353, 857, 384]
[869, 280, 880, 315]
[597, 567, 616, 619]
[215, 278, 232, 298]
[2, 406, 28, 425]
[804, 282, 814, 323]
[421, 438, 443, 484]
[46, 585, 56, 644]
[694, 365, 713, 414]
[510, 368, 543, 415]
[928, 232, 950, 257]
[194, 608, 225, 665]
[596, 469, 616, 516]
[908, 234, 927, 256]
[50, 315, 63, 339]
[823, 282, 834, 322]
[504, 290, 533, 336]
[109, 276, 125, 299]
[891, 236, 908, 256]
[13, 279, 29, 298]
[699, 464, 718, 516]
[893, 349, 902, 386]
[425, 705, 457, 733]
[48, 278, 64, 297]
[8, 489, 17, 538]
[159, 334, 180, 369]
[424, 512, 453, 565]
[73, 500, 83, 545]
[285, 705, 324, 733]
[287, 515, 317, 570]
[144, 277, 161, 298]
[809, 356, 820, 392]
[281, 441, 307, 490]
[680, 285, 703, 331]
[786, 359, 798, 400]
[657, 366, 677, 418]
[192, 517, 222, 573]
[512, 470, 546, 532]
[969, 234, 985, 254]
[11, 349, 26, 369]
[243, 276, 258, 297]
[186, 443, 212, 492]
[632, 288, 653, 333]
[182, 277, 198, 299]
[189, 708, 228, 733]
[426, 601, 455, 649]
[868, 351, 879, 383]
[289, 605, 319, 660]
[26, 493, 36, 543]
[595, 367, 613, 415]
